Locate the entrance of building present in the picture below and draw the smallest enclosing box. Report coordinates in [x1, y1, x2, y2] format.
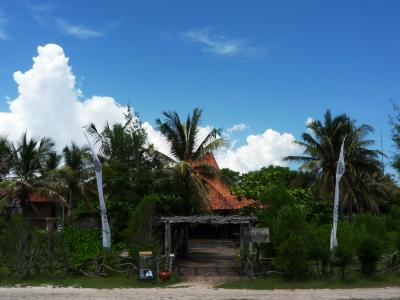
[160, 215, 258, 279]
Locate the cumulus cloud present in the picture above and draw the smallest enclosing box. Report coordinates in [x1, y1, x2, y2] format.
[0, 44, 126, 150]
[0, 43, 300, 173]
[226, 123, 249, 133]
[215, 129, 302, 173]
[306, 117, 314, 126]
[180, 29, 265, 57]
[56, 19, 103, 39]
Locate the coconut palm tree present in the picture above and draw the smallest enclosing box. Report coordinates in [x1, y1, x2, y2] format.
[285, 110, 384, 214]
[11, 132, 55, 182]
[0, 135, 12, 181]
[0, 133, 64, 215]
[155, 108, 225, 212]
[59, 143, 93, 218]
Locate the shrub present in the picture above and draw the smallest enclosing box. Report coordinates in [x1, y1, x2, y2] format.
[273, 205, 308, 247]
[57, 226, 104, 269]
[357, 235, 382, 276]
[0, 216, 54, 278]
[334, 242, 355, 280]
[334, 221, 356, 280]
[124, 194, 163, 259]
[276, 234, 309, 278]
[308, 224, 331, 276]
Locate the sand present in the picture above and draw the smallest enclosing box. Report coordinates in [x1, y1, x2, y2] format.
[0, 283, 399, 300]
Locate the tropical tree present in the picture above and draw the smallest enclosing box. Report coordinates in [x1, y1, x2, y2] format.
[58, 143, 93, 218]
[0, 135, 12, 181]
[86, 109, 158, 239]
[285, 110, 384, 214]
[0, 133, 64, 215]
[155, 108, 225, 213]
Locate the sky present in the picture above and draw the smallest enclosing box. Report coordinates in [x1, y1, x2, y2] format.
[0, 0, 399, 173]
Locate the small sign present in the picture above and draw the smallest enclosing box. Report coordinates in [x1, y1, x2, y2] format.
[138, 251, 154, 280]
[245, 227, 270, 243]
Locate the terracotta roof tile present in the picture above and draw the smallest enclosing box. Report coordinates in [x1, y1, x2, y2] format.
[193, 154, 256, 211]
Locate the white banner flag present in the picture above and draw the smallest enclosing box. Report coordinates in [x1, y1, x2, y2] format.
[84, 133, 111, 250]
[330, 136, 346, 251]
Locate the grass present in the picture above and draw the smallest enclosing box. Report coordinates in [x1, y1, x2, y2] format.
[0, 274, 181, 289]
[217, 273, 400, 290]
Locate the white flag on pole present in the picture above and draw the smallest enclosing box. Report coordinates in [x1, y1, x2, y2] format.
[84, 133, 111, 250]
[330, 136, 346, 251]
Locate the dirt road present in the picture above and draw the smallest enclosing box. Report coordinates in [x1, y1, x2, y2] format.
[0, 285, 399, 300]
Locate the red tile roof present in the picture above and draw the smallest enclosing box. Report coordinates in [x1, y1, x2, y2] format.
[192, 154, 256, 211]
[29, 194, 53, 203]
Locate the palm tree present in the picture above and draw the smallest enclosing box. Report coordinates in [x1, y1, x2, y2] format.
[285, 110, 384, 215]
[59, 143, 93, 218]
[0, 133, 64, 215]
[155, 108, 225, 212]
[11, 132, 55, 182]
[0, 135, 12, 181]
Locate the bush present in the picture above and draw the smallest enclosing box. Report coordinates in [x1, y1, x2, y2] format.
[308, 224, 330, 276]
[273, 205, 308, 247]
[334, 221, 356, 280]
[276, 234, 309, 278]
[0, 216, 54, 278]
[357, 236, 382, 276]
[272, 205, 310, 278]
[334, 242, 354, 280]
[57, 226, 104, 269]
[124, 194, 163, 259]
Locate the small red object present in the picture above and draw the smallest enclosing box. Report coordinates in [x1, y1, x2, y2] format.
[159, 270, 171, 280]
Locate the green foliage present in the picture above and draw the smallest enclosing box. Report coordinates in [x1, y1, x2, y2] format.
[276, 234, 309, 279]
[273, 205, 308, 247]
[124, 194, 183, 258]
[155, 108, 225, 213]
[273, 205, 310, 278]
[308, 224, 331, 276]
[0, 216, 59, 278]
[334, 221, 356, 280]
[220, 168, 240, 188]
[357, 236, 383, 276]
[57, 226, 103, 267]
[231, 166, 294, 202]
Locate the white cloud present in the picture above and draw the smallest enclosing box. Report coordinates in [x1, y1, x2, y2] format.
[0, 44, 126, 150]
[180, 29, 265, 57]
[0, 43, 299, 174]
[306, 117, 314, 126]
[227, 123, 249, 133]
[215, 129, 302, 173]
[56, 19, 103, 39]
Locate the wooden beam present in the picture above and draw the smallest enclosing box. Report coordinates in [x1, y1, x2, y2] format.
[165, 222, 171, 271]
[240, 224, 244, 258]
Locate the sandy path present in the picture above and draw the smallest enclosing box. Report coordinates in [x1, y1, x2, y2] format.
[0, 285, 399, 300]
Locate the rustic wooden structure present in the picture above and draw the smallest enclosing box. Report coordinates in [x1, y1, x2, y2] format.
[160, 215, 258, 275]
[2, 190, 65, 231]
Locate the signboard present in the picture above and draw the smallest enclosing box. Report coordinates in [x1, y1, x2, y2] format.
[138, 251, 154, 280]
[244, 227, 270, 243]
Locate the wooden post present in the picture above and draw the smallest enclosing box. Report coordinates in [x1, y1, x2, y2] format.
[165, 222, 171, 271]
[248, 223, 255, 277]
[248, 223, 254, 256]
[239, 224, 244, 258]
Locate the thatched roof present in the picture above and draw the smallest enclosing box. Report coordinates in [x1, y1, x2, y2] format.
[160, 215, 258, 224]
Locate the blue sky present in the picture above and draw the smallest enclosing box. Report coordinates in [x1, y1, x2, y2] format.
[0, 0, 399, 172]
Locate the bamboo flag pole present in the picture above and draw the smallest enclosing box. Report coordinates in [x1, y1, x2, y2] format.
[84, 132, 111, 250]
